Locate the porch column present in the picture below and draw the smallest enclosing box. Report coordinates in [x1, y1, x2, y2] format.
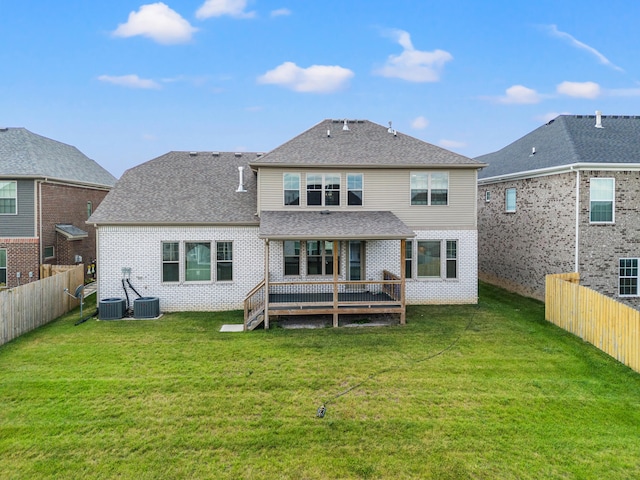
[264, 239, 270, 330]
[400, 238, 406, 325]
[332, 240, 339, 327]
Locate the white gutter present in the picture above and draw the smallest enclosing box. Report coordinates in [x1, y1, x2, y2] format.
[478, 162, 640, 185]
[572, 166, 580, 272]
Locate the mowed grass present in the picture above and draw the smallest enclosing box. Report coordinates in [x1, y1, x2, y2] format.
[1, 284, 640, 479]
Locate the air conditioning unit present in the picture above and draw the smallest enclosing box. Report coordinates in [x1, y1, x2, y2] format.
[133, 297, 160, 318]
[99, 298, 126, 320]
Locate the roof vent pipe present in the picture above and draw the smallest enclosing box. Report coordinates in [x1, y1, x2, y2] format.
[530, 147, 536, 156]
[327, 129, 331, 137]
[595, 110, 604, 128]
[342, 119, 349, 131]
[236, 166, 247, 193]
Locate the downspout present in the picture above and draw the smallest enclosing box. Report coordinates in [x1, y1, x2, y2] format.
[573, 167, 580, 272]
[38, 180, 43, 269]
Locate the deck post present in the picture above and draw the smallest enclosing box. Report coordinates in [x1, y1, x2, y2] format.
[333, 240, 339, 327]
[264, 239, 270, 330]
[400, 238, 406, 325]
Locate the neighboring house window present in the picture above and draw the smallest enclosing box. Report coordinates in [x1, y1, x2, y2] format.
[87, 201, 93, 219]
[307, 240, 336, 275]
[405, 240, 413, 279]
[446, 240, 458, 279]
[185, 242, 211, 282]
[0, 181, 17, 214]
[619, 258, 638, 296]
[417, 240, 441, 278]
[216, 241, 233, 281]
[284, 173, 300, 206]
[0, 249, 6, 287]
[306, 174, 340, 206]
[410, 172, 449, 205]
[347, 173, 363, 206]
[485, 191, 491, 202]
[162, 242, 179, 282]
[505, 188, 516, 212]
[590, 178, 614, 223]
[284, 240, 300, 276]
[44, 246, 55, 260]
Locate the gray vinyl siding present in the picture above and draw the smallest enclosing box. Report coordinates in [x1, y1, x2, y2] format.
[257, 168, 477, 229]
[0, 179, 35, 237]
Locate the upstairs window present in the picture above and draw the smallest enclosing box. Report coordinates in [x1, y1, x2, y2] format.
[619, 258, 638, 296]
[0, 181, 17, 214]
[283, 173, 300, 206]
[0, 249, 6, 287]
[410, 172, 449, 205]
[347, 173, 363, 206]
[590, 178, 614, 223]
[306, 174, 341, 206]
[505, 188, 516, 212]
[87, 201, 93, 219]
[162, 242, 179, 283]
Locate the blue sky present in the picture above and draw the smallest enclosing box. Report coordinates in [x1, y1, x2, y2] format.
[1, 1, 639, 177]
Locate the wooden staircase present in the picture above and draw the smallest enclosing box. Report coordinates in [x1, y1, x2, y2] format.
[244, 280, 265, 331]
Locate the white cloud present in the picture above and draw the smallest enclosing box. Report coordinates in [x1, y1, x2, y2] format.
[544, 24, 623, 72]
[375, 29, 452, 82]
[411, 116, 429, 130]
[271, 8, 291, 17]
[556, 81, 601, 99]
[257, 61, 354, 93]
[98, 74, 161, 90]
[112, 3, 197, 44]
[439, 139, 466, 149]
[196, 0, 256, 19]
[498, 85, 542, 104]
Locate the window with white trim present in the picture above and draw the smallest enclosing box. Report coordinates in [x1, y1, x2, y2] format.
[485, 190, 491, 202]
[284, 240, 300, 276]
[306, 174, 340, 206]
[405, 240, 413, 279]
[162, 242, 179, 283]
[505, 188, 516, 212]
[410, 172, 449, 205]
[619, 258, 638, 296]
[0, 181, 17, 214]
[283, 173, 300, 206]
[307, 240, 337, 275]
[216, 241, 233, 281]
[87, 201, 93, 219]
[590, 178, 614, 223]
[446, 240, 458, 279]
[0, 249, 6, 286]
[44, 246, 55, 260]
[417, 240, 441, 277]
[347, 173, 363, 206]
[185, 242, 211, 282]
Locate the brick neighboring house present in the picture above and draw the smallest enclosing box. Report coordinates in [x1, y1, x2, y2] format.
[90, 119, 485, 327]
[0, 128, 116, 289]
[476, 113, 640, 308]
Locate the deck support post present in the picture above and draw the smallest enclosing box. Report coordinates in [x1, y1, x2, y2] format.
[400, 238, 406, 325]
[264, 239, 270, 330]
[332, 240, 339, 327]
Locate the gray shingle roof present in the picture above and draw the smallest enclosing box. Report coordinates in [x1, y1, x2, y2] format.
[259, 210, 415, 240]
[251, 119, 483, 168]
[477, 115, 640, 179]
[0, 127, 116, 187]
[89, 151, 260, 225]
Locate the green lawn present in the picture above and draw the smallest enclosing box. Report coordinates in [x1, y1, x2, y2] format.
[1, 283, 639, 479]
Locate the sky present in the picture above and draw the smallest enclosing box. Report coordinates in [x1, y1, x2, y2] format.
[1, 0, 640, 178]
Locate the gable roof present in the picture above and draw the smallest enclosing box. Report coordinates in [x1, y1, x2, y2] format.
[89, 151, 259, 225]
[477, 114, 640, 180]
[0, 127, 116, 187]
[251, 119, 484, 169]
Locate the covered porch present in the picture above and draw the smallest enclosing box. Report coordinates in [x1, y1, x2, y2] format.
[244, 210, 415, 330]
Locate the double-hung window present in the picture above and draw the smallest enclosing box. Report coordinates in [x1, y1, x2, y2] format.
[446, 240, 458, 279]
[347, 173, 363, 206]
[307, 174, 340, 206]
[590, 178, 614, 223]
[410, 172, 449, 205]
[307, 241, 337, 275]
[417, 240, 441, 277]
[216, 241, 233, 281]
[284, 240, 300, 276]
[405, 240, 413, 278]
[505, 188, 516, 212]
[284, 173, 300, 206]
[0, 249, 6, 286]
[619, 258, 639, 296]
[0, 181, 17, 214]
[185, 242, 211, 282]
[162, 242, 179, 282]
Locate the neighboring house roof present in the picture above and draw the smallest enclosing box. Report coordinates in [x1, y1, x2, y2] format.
[89, 151, 260, 225]
[251, 119, 484, 169]
[0, 127, 116, 187]
[56, 224, 88, 240]
[477, 114, 640, 181]
[259, 210, 416, 240]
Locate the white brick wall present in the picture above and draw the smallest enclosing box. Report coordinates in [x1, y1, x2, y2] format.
[97, 227, 477, 313]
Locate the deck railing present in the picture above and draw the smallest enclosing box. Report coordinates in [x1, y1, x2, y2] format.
[243, 279, 265, 331]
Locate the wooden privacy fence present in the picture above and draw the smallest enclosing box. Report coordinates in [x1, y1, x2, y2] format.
[0, 265, 84, 347]
[546, 272, 640, 374]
